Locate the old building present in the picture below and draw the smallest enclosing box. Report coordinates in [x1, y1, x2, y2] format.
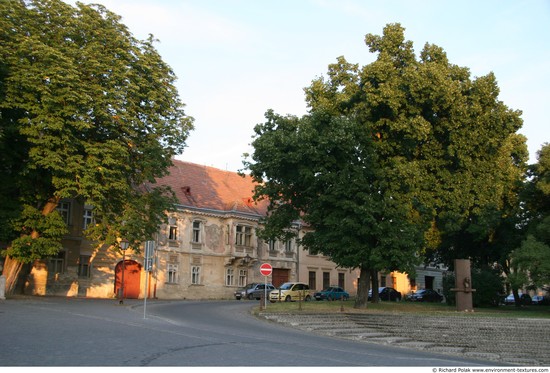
[146, 160, 360, 299]
[18, 160, 445, 300]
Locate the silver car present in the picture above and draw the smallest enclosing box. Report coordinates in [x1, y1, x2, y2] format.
[234, 283, 275, 300]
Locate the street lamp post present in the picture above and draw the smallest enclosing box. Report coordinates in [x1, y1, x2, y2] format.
[119, 239, 129, 305]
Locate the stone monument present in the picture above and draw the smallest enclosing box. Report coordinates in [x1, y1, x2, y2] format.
[451, 259, 475, 311]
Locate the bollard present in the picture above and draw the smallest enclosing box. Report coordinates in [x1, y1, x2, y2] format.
[0, 275, 6, 300]
[259, 293, 264, 311]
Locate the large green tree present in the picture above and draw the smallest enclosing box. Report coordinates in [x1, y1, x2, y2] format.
[0, 0, 193, 293]
[508, 144, 550, 300]
[245, 23, 526, 308]
[246, 109, 424, 308]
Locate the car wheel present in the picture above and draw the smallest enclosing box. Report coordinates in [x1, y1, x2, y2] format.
[247, 293, 254, 300]
[285, 295, 291, 302]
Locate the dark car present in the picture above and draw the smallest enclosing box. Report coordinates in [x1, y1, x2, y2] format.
[314, 286, 350, 301]
[234, 283, 275, 300]
[406, 289, 443, 303]
[368, 287, 402, 301]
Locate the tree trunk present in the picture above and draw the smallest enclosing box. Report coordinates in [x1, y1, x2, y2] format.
[2, 255, 24, 296]
[371, 271, 379, 303]
[512, 288, 522, 307]
[354, 266, 370, 309]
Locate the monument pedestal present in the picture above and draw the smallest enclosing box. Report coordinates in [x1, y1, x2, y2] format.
[451, 259, 476, 312]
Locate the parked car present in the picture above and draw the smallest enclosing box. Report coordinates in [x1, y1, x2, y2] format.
[269, 282, 312, 302]
[368, 287, 402, 301]
[314, 286, 350, 301]
[234, 283, 275, 300]
[406, 289, 443, 303]
[531, 295, 544, 305]
[504, 293, 532, 305]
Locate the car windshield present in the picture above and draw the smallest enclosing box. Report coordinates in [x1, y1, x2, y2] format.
[245, 284, 257, 289]
[279, 283, 293, 290]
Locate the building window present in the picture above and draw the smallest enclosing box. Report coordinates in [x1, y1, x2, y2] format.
[192, 220, 201, 243]
[191, 266, 200, 284]
[48, 251, 65, 275]
[235, 225, 252, 246]
[268, 240, 276, 251]
[284, 239, 293, 253]
[78, 255, 91, 278]
[57, 202, 71, 225]
[323, 272, 330, 289]
[309, 271, 316, 290]
[238, 269, 247, 287]
[338, 272, 345, 289]
[226, 268, 234, 286]
[380, 275, 387, 287]
[167, 264, 178, 283]
[169, 225, 178, 241]
[83, 208, 93, 231]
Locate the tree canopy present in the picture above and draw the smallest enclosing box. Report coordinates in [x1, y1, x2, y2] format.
[245, 23, 526, 307]
[0, 0, 193, 289]
[509, 144, 550, 294]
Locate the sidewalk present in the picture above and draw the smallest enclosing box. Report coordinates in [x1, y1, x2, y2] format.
[258, 312, 550, 366]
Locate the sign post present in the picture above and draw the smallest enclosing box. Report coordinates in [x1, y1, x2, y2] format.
[260, 263, 272, 309]
[143, 240, 155, 319]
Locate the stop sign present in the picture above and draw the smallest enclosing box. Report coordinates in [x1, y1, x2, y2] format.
[260, 263, 272, 276]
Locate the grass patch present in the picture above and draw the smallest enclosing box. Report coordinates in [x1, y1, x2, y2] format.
[256, 299, 550, 319]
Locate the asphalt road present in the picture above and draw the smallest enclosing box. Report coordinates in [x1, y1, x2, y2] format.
[0, 296, 501, 367]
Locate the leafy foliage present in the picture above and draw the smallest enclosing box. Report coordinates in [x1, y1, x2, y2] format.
[245, 23, 526, 307]
[8, 205, 67, 263]
[0, 0, 193, 262]
[509, 144, 550, 289]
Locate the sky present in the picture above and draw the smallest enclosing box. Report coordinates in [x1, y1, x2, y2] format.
[67, 0, 549, 172]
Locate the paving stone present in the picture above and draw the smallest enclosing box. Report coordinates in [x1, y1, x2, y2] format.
[258, 312, 550, 366]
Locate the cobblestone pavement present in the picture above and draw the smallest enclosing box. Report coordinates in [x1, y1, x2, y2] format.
[258, 312, 550, 366]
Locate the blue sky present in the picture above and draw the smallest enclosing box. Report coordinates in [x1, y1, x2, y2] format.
[70, 0, 549, 171]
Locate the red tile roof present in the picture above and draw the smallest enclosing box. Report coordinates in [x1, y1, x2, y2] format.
[154, 159, 268, 216]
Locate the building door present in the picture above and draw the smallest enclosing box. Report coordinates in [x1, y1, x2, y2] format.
[425, 275, 435, 290]
[272, 268, 289, 288]
[115, 260, 141, 299]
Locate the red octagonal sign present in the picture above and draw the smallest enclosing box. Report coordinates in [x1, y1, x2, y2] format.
[260, 263, 272, 276]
